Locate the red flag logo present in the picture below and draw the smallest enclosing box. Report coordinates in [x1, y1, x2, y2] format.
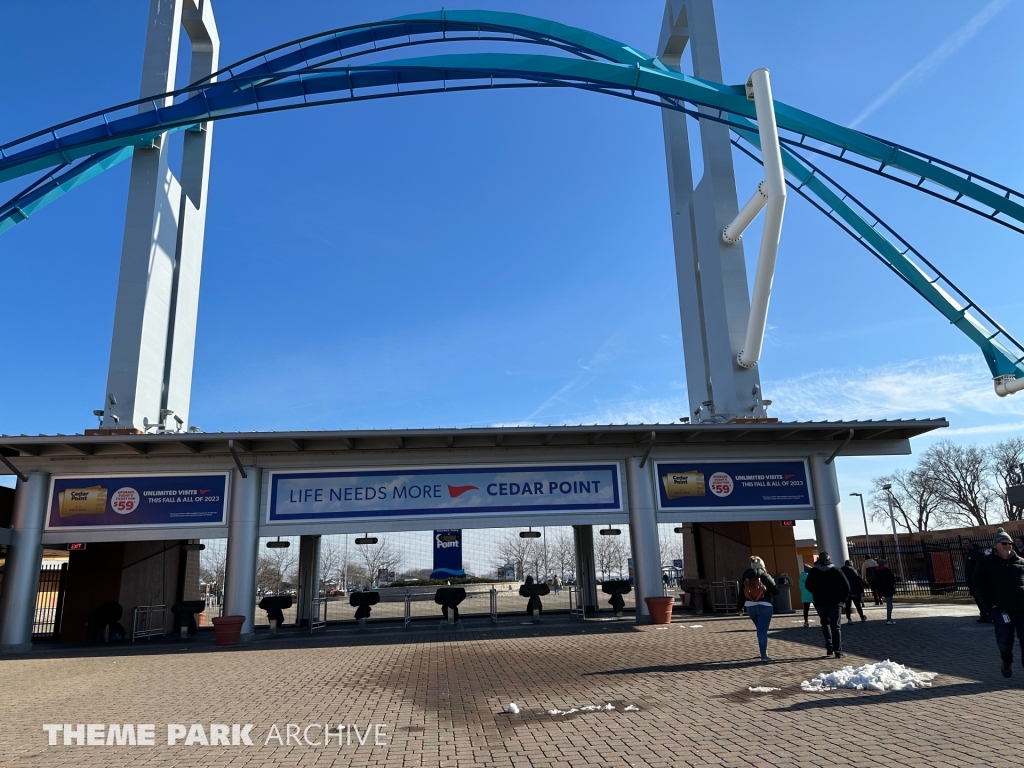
[447, 484, 479, 498]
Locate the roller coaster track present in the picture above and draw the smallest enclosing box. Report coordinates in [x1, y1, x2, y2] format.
[2, 10, 1021, 388]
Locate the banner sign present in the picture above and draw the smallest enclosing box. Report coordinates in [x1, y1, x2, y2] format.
[655, 461, 811, 510]
[431, 529, 465, 579]
[46, 473, 228, 530]
[267, 464, 621, 522]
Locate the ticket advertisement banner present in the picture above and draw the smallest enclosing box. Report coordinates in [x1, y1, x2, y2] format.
[267, 464, 621, 522]
[655, 461, 811, 510]
[46, 474, 229, 530]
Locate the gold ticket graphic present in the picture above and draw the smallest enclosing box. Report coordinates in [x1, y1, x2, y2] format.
[58, 486, 108, 517]
[661, 471, 705, 499]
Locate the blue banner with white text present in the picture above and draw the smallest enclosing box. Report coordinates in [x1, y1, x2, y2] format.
[431, 529, 465, 579]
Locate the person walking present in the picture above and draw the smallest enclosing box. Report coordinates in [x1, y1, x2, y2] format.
[842, 559, 867, 623]
[973, 528, 1024, 678]
[737, 555, 780, 663]
[553, 574, 562, 595]
[962, 538, 989, 623]
[799, 564, 814, 628]
[874, 557, 897, 624]
[1012, 535, 1024, 558]
[804, 552, 850, 658]
[860, 555, 879, 605]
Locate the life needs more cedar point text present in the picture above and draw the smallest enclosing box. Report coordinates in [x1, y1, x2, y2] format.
[284, 479, 604, 503]
[42, 723, 387, 748]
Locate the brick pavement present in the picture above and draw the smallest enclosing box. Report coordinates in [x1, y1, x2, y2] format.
[0, 602, 1020, 767]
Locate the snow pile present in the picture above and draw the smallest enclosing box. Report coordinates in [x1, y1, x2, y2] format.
[623, 704, 640, 711]
[690, 625, 703, 629]
[748, 686, 780, 693]
[801, 660, 937, 692]
[505, 703, 520, 714]
[547, 703, 616, 716]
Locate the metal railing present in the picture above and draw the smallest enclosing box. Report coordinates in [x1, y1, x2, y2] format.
[568, 584, 586, 620]
[33, 562, 68, 639]
[132, 604, 167, 642]
[310, 598, 327, 633]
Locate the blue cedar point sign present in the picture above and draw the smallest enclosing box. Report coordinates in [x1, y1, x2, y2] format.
[432, 529, 465, 579]
[267, 464, 621, 522]
[654, 461, 812, 511]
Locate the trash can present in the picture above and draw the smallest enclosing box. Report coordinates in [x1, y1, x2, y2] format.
[772, 574, 794, 614]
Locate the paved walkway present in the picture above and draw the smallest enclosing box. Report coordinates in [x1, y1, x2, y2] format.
[1, 602, 1019, 767]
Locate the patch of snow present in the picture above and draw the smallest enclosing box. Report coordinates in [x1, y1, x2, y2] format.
[801, 660, 937, 693]
[623, 705, 640, 711]
[547, 703, 616, 716]
[505, 703, 520, 714]
[690, 625, 703, 628]
[748, 686, 781, 693]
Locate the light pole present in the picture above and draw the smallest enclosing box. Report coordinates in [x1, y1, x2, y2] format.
[849, 493, 872, 551]
[882, 484, 908, 588]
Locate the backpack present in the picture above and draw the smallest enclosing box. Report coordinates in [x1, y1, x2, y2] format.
[743, 573, 767, 602]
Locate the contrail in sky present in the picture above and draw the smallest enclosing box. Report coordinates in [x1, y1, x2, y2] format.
[849, 0, 1010, 129]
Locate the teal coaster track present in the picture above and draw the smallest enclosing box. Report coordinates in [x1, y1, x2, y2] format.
[2, 10, 1022, 391]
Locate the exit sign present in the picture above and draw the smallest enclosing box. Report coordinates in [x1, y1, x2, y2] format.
[780, 520, 795, 527]
[67, 542, 87, 551]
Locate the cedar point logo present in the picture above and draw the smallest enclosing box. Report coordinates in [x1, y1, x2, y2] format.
[447, 484, 478, 498]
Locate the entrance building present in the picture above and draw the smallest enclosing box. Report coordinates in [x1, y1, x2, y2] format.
[0, 419, 944, 650]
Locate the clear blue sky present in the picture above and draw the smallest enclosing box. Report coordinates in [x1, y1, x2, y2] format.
[2, 1, 1023, 542]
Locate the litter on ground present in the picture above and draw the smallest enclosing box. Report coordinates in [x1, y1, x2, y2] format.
[801, 660, 937, 692]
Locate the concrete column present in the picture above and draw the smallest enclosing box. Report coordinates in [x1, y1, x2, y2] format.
[296, 535, 321, 627]
[680, 523, 701, 580]
[809, 456, 848, 565]
[0, 471, 50, 654]
[572, 525, 598, 612]
[626, 459, 663, 624]
[223, 467, 261, 641]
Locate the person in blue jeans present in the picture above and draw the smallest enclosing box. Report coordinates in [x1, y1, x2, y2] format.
[737, 555, 780, 663]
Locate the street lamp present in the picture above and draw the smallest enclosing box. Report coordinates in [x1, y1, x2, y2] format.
[881, 484, 908, 588]
[849, 493, 872, 551]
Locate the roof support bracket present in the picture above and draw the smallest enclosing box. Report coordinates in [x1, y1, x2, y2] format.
[0, 453, 28, 483]
[228, 439, 247, 479]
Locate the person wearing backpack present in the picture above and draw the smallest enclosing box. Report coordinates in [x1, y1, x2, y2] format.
[736, 555, 780, 663]
[804, 552, 850, 658]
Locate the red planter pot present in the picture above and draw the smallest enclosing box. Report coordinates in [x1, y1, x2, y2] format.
[211, 615, 246, 646]
[644, 596, 675, 625]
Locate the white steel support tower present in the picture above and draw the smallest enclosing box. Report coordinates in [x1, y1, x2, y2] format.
[659, 0, 774, 423]
[98, 0, 218, 434]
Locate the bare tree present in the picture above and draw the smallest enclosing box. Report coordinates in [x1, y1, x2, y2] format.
[989, 437, 1024, 521]
[358, 536, 403, 586]
[595, 532, 628, 580]
[318, 536, 343, 592]
[199, 539, 227, 596]
[919, 440, 994, 527]
[257, 542, 298, 593]
[868, 468, 942, 533]
[660, 527, 685, 569]
[550, 528, 577, 580]
[493, 531, 536, 581]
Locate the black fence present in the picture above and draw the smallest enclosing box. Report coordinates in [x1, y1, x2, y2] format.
[848, 529, 1024, 597]
[33, 562, 67, 639]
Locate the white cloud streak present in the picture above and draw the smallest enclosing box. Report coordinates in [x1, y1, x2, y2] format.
[848, 0, 1010, 129]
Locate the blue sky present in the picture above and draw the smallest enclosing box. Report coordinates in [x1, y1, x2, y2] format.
[2, 1, 1023, 542]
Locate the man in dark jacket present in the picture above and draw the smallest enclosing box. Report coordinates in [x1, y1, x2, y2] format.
[841, 560, 867, 623]
[973, 528, 1024, 678]
[804, 552, 850, 658]
[962, 538, 988, 622]
[874, 558, 897, 624]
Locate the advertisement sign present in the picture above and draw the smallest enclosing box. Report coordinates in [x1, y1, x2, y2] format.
[655, 461, 811, 511]
[267, 464, 620, 522]
[46, 473, 228, 530]
[431, 529, 465, 579]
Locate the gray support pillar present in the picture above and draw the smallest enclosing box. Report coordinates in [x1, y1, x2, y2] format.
[296, 535, 321, 627]
[223, 467, 261, 641]
[0, 471, 50, 654]
[809, 456, 849, 565]
[572, 525, 598, 612]
[626, 459, 663, 624]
